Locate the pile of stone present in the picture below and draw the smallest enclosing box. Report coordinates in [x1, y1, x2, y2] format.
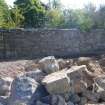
[0, 56, 105, 105]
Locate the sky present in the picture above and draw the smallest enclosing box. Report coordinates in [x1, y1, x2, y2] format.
[5, 0, 105, 9]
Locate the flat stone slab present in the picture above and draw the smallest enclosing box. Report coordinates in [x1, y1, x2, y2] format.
[42, 70, 70, 94]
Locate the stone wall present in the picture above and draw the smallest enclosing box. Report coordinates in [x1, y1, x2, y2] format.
[0, 29, 105, 59]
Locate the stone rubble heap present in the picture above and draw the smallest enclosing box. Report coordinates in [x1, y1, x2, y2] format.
[1, 56, 105, 105]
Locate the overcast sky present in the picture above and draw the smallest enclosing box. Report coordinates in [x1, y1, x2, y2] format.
[5, 0, 105, 9]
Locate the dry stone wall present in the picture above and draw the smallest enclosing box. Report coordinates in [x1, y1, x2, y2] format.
[0, 29, 105, 59]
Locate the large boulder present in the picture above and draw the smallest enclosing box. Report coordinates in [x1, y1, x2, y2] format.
[0, 77, 13, 96]
[66, 65, 93, 93]
[35, 95, 67, 105]
[39, 56, 59, 74]
[42, 70, 70, 94]
[9, 76, 39, 105]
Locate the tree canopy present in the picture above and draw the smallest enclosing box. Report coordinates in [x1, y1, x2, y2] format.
[14, 0, 46, 28]
[0, 0, 105, 31]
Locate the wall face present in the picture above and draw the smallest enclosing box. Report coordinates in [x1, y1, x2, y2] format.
[0, 29, 105, 59]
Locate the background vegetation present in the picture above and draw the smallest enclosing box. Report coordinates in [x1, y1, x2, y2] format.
[0, 0, 105, 31]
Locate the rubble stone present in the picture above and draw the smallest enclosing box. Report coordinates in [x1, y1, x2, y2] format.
[77, 57, 92, 65]
[95, 75, 105, 90]
[9, 76, 39, 105]
[42, 70, 70, 94]
[24, 69, 45, 82]
[66, 65, 92, 93]
[82, 91, 100, 102]
[67, 101, 74, 105]
[38, 95, 67, 105]
[0, 77, 13, 96]
[39, 56, 59, 74]
[58, 59, 73, 69]
[86, 61, 103, 75]
[69, 93, 80, 104]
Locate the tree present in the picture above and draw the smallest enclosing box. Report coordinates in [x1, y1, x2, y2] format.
[62, 9, 79, 28]
[0, 0, 23, 29]
[75, 10, 94, 31]
[14, 0, 46, 28]
[94, 6, 105, 29]
[10, 6, 24, 28]
[0, 0, 9, 27]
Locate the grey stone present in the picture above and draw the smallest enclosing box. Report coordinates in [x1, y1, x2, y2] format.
[98, 91, 105, 101]
[95, 75, 105, 90]
[82, 90, 100, 102]
[9, 76, 39, 105]
[58, 59, 73, 69]
[61, 93, 71, 102]
[0, 96, 9, 105]
[24, 69, 45, 82]
[66, 65, 91, 93]
[77, 57, 92, 65]
[39, 95, 67, 105]
[86, 61, 103, 75]
[36, 101, 49, 105]
[0, 77, 13, 96]
[10, 101, 27, 105]
[39, 56, 59, 74]
[67, 101, 74, 105]
[42, 70, 70, 94]
[30, 84, 49, 105]
[79, 97, 87, 105]
[0, 103, 4, 105]
[69, 93, 80, 104]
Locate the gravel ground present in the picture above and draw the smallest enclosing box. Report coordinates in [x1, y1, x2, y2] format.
[0, 60, 29, 78]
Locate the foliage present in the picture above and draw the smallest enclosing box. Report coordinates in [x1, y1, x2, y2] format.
[75, 10, 94, 31]
[1, 0, 105, 31]
[94, 6, 105, 29]
[10, 6, 24, 28]
[2, 6, 24, 29]
[0, 0, 9, 28]
[46, 9, 64, 28]
[62, 9, 79, 28]
[0, 0, 24, 29]
[14, 0, 46, 28]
